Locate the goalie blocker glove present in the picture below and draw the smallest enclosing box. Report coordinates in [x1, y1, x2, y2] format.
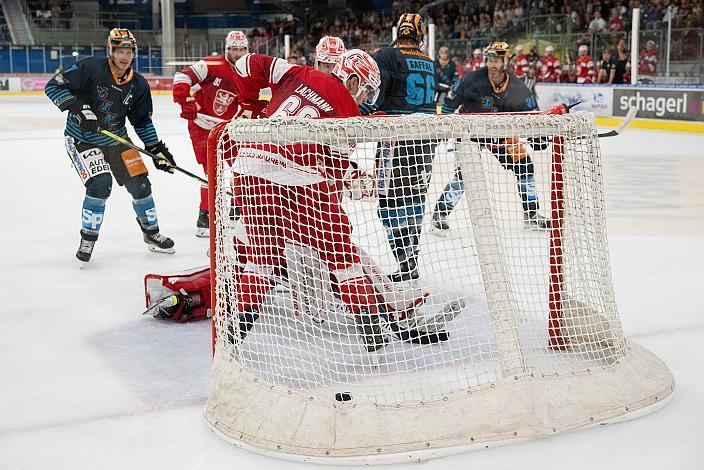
[69, 102, 99, 133]
[145, 141, 176, 173]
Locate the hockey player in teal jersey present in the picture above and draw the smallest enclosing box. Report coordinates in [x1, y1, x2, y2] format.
[433, 41, 551, 232]
[45, 28, 176, 263]
[361, 13, 437, 282]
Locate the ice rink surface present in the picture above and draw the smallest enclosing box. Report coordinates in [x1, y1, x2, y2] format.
[1, 95, 703, 469]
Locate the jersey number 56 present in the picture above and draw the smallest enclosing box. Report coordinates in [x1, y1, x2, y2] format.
[406, 73, 436, 106]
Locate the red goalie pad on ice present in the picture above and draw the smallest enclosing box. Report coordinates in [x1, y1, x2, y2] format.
[143, 267, 212, 322]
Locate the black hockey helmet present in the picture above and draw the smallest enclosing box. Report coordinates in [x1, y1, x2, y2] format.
[396, 13, 426, 45]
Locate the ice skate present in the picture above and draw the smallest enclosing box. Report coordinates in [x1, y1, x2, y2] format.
[143, 232, 175, 254]
[355, 308, 386, 365]
[390, 259, 419, 283]
[432, 210, 450, 231]
[76, 238, 96, 263]
[196, 210, 209, 238]
[524, 212, 551, 230]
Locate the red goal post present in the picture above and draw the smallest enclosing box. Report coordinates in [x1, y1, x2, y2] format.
[204, 111, 673, 463]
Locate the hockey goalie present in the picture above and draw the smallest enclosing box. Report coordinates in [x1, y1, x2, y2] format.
[144, 50, 463, 358]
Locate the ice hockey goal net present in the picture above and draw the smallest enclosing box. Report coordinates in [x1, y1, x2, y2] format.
[204, 112, 673, 463]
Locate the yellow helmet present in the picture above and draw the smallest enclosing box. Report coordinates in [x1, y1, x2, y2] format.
[107, 28, 137, 52]
[396, 13, 426, 44]
[483, 41, 510, 60]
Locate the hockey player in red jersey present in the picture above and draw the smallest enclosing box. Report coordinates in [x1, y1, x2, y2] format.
[538, 45, 561, 82]
[228, 50, 456, 352]
[173, 31, 248, 236]
[229, 49, 388, 352]
[511, 44, 528, 78]
[575, 45, 595, 84]
[314, 35, 346, 74]
[468, 48, 484, 72]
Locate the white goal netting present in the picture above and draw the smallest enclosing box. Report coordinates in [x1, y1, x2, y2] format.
[204, 112, 673, 463]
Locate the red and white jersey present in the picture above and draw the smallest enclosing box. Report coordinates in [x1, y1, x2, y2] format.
[575, 55, 595, 84]
[468, 57, 484, 72]
[173, 56, 239, 130]
[232, 53, 361, 187]
[638, 49, 657, 76]
[512, 53, 528, 78]
[538, 55, 561, 82]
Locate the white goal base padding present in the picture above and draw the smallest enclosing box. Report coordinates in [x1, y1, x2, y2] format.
[204, 340, 673, 464]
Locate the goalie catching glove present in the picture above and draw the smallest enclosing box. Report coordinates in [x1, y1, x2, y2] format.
[143, 267, 211, 322]
[69, 102, 100, 133]
[145, 141, 176, 173]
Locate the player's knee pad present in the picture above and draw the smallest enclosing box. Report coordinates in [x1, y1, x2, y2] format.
[85, 173, 113, 200]
[125, 174, 152, 200]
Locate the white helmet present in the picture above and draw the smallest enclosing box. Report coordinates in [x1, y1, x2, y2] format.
[225, 31, 248, 50]
[316, 36, 346, 65]
[515, 44, 524, 53]
[473, 48, 482, 57]
[545, 45, 555, 54]
[332, 49, 381, 105]
[578, 44, 588, 55]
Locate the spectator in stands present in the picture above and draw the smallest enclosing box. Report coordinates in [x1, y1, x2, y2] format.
[560, 64, 577, 83]
[613, 38, 629, 83]
[36, 1, 52, 27]
[588, 11, 607, 33]
[525, 44, 540, 68]
[597, 49, 616, 83]
[638, 40, 658, 80]
[608, 8, 625, 32]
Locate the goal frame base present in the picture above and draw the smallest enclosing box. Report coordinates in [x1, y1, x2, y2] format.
[204, 340, 674, 465]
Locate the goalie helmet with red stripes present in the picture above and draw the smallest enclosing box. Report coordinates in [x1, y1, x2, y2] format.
[331, 49, 381, 105]
[315, 36, 346, 66]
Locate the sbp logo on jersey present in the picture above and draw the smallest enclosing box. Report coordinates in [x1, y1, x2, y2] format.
[82, 209, 103, 230]
[213, 89, 236, 115]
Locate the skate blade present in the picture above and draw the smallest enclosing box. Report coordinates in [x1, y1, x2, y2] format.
[195, 227, 209, 238]
[147, 245, 176, 254]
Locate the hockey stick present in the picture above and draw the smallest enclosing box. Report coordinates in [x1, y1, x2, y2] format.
[597, 106, 637, 138]
[99, 128, 209, 185]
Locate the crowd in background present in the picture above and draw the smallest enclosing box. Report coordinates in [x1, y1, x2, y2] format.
[28, 0, 73, 29]
[249, 0, 701, 80]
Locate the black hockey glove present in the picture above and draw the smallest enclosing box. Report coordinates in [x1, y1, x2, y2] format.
[69, 103, 99, 133]
[145, 141, 176, 173]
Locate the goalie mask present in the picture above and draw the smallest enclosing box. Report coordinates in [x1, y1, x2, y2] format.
[332, 49, 381, 105]
[316, 36, 346, 66]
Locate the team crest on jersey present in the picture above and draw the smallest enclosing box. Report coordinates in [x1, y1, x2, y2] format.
[481, 96, 495, 109]
[213, 89, 236, 116]
[97, 86, 109, 99]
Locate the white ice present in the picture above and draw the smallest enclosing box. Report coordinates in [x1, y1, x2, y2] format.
[1, 95, 703, 469]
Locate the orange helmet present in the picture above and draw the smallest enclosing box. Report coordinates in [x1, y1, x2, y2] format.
[107, 28, 137, 52]
[396, 13, 426, 44]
